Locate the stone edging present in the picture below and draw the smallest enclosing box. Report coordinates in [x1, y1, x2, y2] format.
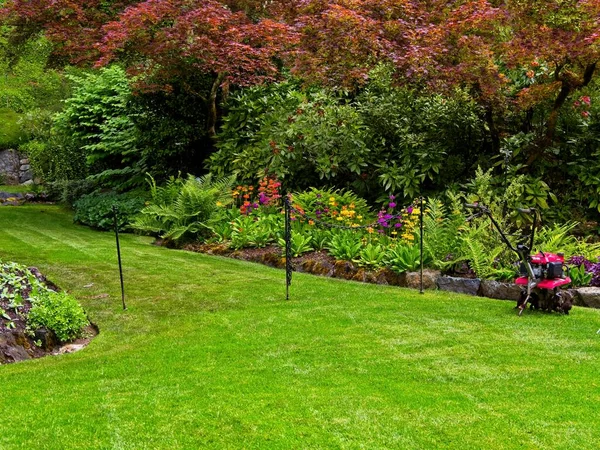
[435, 275, 600, 309]
[187, 244, 600, 310]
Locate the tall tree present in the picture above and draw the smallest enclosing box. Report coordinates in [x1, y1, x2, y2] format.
[0, 0, 296, 137]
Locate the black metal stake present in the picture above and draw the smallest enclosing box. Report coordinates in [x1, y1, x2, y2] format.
[420, 196, 424, 294]
[284, 195, 293, 300]
[112, 205, 127, 310]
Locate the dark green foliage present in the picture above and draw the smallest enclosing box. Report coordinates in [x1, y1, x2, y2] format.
[73, 191, 146, 231]
[45, 179, 97, 206]
[130, 84, 211, 179]
[355, 65, 486, 201]
[211, 82, 373, 190]
[211, 69, 486, 202]
[28, 290, 88, 342]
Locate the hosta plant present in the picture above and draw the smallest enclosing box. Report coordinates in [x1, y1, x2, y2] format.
[385, 244, 421, 273]
[326, 231, 363, 261]
[355, 243, 386, 268]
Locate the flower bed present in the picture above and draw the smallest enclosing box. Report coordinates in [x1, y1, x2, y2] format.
[0, 260, 94, 364]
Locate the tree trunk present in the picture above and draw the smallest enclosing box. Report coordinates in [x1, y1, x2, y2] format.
[207, 72, 226, 138]
[527, 63, 597, 166]
[484, 106, 500, 155]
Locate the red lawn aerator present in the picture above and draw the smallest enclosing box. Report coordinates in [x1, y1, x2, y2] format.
[465, 204, 573, 315]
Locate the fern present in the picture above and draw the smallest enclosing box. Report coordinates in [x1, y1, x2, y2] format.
[533, 221, 578, 254]
[131, 174, 234, 243]
[422, 197, 465, 268]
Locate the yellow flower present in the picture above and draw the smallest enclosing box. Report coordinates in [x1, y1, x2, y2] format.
[216, 201, 223, 207]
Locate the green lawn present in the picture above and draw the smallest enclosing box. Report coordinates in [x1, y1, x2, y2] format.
[0, 205, 599, 449]
[0, 184, 34, 194]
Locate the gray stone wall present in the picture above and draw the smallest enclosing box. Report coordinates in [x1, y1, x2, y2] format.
[0, 149, 32, 185]
[0, 149, 20, 184]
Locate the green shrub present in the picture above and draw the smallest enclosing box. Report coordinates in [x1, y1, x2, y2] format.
[0, 108, 26, 149]
[45, 179, 97, 206]
[28, 290, 88, 342]
[73, 191, 146, 231]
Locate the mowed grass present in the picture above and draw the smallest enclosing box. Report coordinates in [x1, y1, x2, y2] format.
[0, 205, 599, 449]
[0, 184, 34, 193]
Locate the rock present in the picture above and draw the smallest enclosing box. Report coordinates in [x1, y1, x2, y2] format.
[56, 343, 86, 355]
[0, 149, 20, 185]
[375, 268, 407, 287]
[479, 280, 523, 301]
[437, 276, 481, 296]
[574, 287, 600, 309]
[19, 158, 29, 165]
[0, 332, 32, 363]
[19, 169, 33, 183]
[19, 164, 30, 171]
[333, 260, 358, 280]
[34, 328, 58, 350]
[21, 179, 34, 186]
[405, 269, 441, 290]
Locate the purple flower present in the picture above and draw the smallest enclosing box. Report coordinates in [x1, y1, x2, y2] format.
[384, 214, 393, 220]
[394, 222, 402, 228]
[316, 210, 322, 216]
[407, 206, 413, 214]
[568, 256, 592, 271]
[316, 193, 322, 198]
[252, 203, 259, 209]
[388, 202, 396, 209]
[389, 194, 396, 200]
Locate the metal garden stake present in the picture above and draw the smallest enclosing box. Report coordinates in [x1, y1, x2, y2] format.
[112, 205, 127, 310]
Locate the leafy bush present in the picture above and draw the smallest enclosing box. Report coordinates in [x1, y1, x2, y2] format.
[46, 179, 97, 206]
[28, 290, 88, 342]
[0, 108, 26, 149]
[73, 191, 146, 231]
[132, 174, 234, 244]
[52, 66, 144, 190]
[211, 83, 373, 190]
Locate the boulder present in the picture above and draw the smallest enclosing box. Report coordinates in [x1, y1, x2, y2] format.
[437, 276, 481, 296]
[405, 269, 441, 290]
[573, 287, 600, 309]
[480, 280, 523, 301]
[333, 260, 358, 280]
